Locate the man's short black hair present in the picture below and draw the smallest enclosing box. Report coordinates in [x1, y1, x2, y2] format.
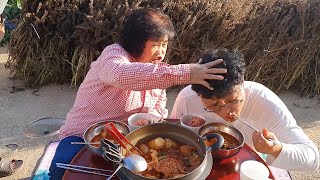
[119, 8, 175, 59]
[191, 48, 246, 99]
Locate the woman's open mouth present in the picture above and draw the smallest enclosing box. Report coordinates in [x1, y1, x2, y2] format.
[151, 57, 163, 63]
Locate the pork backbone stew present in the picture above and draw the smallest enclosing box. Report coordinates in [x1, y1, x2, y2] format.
[126, 137, 204, 179]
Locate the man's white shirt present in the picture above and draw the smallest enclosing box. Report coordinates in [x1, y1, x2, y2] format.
[170, 81, 319, 172]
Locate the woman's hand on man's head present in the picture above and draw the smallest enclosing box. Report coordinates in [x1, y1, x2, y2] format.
[189, 59, 227, 90]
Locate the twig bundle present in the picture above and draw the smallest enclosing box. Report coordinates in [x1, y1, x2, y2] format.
[5, 0, 320, 94]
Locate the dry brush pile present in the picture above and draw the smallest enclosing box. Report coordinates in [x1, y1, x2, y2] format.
[5, 0, 320, 94]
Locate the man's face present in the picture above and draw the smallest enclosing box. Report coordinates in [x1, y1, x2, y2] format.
[138, 36, 169, 64]
[200, 84, 245, 122]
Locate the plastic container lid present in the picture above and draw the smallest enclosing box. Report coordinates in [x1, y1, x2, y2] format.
[23, 117, 65, 138]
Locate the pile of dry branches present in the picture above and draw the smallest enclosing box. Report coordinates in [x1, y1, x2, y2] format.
[5, 0, 320, 94]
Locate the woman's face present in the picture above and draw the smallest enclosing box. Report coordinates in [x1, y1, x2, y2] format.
[138, 36, 169, 63]
[200, 84, 245, 122]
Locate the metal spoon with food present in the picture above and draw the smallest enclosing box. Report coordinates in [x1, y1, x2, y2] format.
[103, 151, 148, 180]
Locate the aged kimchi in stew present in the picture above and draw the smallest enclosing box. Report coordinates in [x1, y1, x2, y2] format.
[127, 137, 204, 179]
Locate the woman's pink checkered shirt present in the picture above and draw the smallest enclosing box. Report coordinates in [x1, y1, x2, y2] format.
[59, 44, 190, 139]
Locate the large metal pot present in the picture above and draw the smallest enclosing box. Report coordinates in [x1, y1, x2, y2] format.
[115, 123, 223, 180]
[198, 122, 244, 159]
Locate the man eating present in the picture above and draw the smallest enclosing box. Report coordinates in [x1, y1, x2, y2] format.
[170, 48, 319, 172]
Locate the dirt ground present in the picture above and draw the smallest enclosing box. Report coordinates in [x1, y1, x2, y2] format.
[0, 47, 319, 179]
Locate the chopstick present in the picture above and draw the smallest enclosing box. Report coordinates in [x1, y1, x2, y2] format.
[106, 122, 143, 154]
[56, 163, 112, 177]
[71, 142, 100, 145]
[232, 114, 259, 132]
[105, 123, 132, 154]
[231, 113, 279, 146]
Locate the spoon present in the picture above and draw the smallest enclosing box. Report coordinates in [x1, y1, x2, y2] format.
[105, 154, 148, 180]
[123, 154, 148, 172]
[103, 151, 148, 172]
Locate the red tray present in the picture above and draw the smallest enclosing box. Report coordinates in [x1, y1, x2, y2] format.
[63, 143, 275, 180]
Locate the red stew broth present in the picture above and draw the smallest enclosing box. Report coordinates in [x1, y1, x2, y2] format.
[204, 132, 240, 150]
[90, 129, 116, 147]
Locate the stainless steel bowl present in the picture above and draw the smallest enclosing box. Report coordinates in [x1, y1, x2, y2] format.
[83, 120, 130, 155]
[198, 122, 244, 159]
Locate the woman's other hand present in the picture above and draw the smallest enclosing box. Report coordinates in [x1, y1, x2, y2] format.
[252, 128, 282, 158]
[190, 59, 227, 90]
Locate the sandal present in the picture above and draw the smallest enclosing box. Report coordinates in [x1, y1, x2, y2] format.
[0, 144, 18, 158]
[0, 158, 23, 177]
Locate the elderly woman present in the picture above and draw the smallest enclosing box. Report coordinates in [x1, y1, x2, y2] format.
[49, 8, 226, 179]
[171, 48, 319, 172]
[58, 8, 226, 139]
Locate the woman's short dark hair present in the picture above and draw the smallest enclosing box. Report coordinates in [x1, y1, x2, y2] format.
[119, 8, 175, 59]
[191, 48, 246, 99]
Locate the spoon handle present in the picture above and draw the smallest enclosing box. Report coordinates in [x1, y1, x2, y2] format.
[106, 163, 123, 180]
[56, 163, 113, 173]
[57, 165, 110, 177]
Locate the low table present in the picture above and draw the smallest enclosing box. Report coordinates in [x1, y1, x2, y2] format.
[63, 143, 291, 180]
